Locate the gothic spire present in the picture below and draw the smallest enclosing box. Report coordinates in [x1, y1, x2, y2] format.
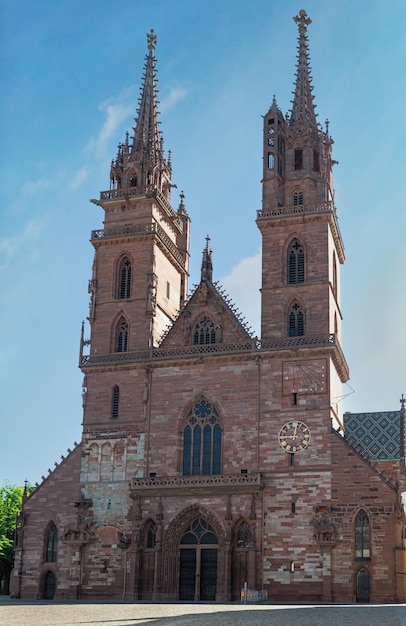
[131, 29, 163, 158]
[109, 30, 173, 198]
[201, 235, 213, 283]
[290, 10, 317, 128]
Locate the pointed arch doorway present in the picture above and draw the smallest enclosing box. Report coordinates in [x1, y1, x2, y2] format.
[179, 518, 218, 601]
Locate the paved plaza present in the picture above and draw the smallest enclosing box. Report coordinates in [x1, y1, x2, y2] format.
[0, 599, 406, 626]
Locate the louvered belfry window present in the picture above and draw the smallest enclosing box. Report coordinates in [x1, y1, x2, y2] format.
[112, 385, 120, 419]
[288, 239, 304, 284]
[116, 317, 129, 352]
[289, 302, 304, 337]
[118, 258, 132, 299]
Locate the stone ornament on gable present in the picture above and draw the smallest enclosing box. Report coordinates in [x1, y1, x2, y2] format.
[63, 513, 96, 544]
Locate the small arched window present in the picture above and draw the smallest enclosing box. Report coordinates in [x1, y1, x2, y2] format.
[117, 257, 132, 300]
[288, 302, 304, 337]
[183, 399, 222, 476]
[355, 510, 370, 559]
[116, 317, 128, 352]
[146, 521, 157, 549]
[112, 385, 119, 419]
[193, 317, 216, 345]
[288, 239, 305, 284]
[293, 191, 303, 205]
[45, 522, 58, 563]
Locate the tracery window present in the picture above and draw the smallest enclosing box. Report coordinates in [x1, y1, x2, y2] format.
[112, 385, 120, 419]
[116, 317, 128, 352]
[293, 191, 303, 205]
[183, 399, 222, 476]
[45, 522, 58, 563]
[288, 302, 304, 337]
[193, 317, 216, 345]
[268, 152, 275, 169]
[181, 519, 218, 545]
[288, 239, 305, 284]
[355, 510, 370, 559]
[117, 257, 132, 300]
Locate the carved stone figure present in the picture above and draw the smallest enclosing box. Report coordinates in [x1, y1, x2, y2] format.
[311, 513, 337, 542]
[63, 513, 95, 542]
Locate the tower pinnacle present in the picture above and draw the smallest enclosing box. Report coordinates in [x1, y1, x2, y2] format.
[109, 29, 173, 198]
[201, 235, 213, 283]
[290, 10, 317, 128]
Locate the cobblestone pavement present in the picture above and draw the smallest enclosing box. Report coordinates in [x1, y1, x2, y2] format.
[0, 599, 406, 626]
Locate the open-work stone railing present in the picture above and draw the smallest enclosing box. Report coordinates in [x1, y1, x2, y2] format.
[130, 472, 262, 495]
[80, 334, 339, 367]
[98, 187, 178, 222]
[257, 201, 333, 220]
[91, 221, 185, 268]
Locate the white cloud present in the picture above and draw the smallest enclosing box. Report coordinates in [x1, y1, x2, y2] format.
[87, 87, 136, 159]
[0, 218, 47, 269]
[70, 166, 89, 190]
[160, 87, 188, 112]
[220, 250, 261, 336]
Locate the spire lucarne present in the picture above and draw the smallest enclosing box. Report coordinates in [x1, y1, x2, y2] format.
[109, 29, 173, 199]
[290, 9, 317, 128]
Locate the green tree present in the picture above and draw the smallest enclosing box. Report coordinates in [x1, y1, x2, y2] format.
[0, 483, 29, 595]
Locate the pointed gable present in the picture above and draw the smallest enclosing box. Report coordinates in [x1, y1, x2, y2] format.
[159, 279, 254, 349]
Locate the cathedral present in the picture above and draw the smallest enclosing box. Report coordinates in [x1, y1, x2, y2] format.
[13, 11, 406, 604]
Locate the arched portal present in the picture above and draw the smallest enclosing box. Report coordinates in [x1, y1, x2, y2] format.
[355, 567, 370, 603]
[179, 518, 218, 601]
[42, 570, 56, 599]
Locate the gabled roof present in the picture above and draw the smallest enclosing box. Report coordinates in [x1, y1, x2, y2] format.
[159, 279, 255, 349]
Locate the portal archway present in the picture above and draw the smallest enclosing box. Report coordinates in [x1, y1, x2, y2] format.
[42, 570, 56, 599]
[179, 518, 218, 601]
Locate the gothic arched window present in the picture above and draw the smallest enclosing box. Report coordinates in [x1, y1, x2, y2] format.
[115, 317, 128, 352]
[288, 239, 305, 284]
[355, 510, 370, 559]
[183, 399, 222, 476]
[193, 317, 216, 345]
[112, 385, 119, 419]
[146, 521, 157, 549]
[117, 257, 132, 300]
[288, 302, 304, 337]
[293, 191, 303, 206]
[45, 522, 58, 563]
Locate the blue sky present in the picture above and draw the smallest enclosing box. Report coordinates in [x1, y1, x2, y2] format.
[1, 0, 405, 487]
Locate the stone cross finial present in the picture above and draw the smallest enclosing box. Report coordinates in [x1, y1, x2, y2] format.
[293, 9, 312, 30]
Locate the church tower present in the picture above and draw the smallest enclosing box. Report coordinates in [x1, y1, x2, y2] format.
[85, 30, 190, 361]
[257, 10, 347, 425]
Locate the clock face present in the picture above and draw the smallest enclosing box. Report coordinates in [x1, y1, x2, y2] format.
[282, 359, 327, 395]
[278, 420, 311, 453]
